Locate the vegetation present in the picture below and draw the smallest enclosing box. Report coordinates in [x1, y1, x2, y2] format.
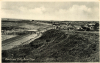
[2, 29, 99, 62]
[2, 18, 99, 62]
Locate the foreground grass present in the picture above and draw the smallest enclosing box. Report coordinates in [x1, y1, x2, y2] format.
[2, 29, 99, 62]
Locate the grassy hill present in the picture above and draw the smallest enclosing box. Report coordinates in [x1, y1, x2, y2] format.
[2, 29, 99, 62]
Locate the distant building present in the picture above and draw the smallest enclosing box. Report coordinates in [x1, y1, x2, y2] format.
[52, 23, 61, 29]
[84, 24, 88, 28]
[88, 23, 99, 31]
[81, 22, 99, 31]
[74, 25, 82, 30]
[88, 23, 95, 26]
[60, 25, 68, 30]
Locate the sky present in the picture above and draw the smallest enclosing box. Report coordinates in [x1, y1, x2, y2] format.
[1, 2, 99, 21]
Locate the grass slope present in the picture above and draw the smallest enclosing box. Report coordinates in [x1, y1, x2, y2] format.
[2, 29, 99, 62]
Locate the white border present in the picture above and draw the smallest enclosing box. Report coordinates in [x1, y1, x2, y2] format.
[0, 0, 100, 63]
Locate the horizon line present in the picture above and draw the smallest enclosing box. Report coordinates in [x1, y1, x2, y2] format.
[2, 18, 99, 21]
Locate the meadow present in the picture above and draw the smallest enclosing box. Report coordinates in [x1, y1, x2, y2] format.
[2, 18, 99, 62]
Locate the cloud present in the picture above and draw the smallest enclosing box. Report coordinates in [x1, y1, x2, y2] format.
[18, 6, 46, 15]
[53, 5, 98, 21]
[69, 5, 91, 13]
[2, 4, 99, 21]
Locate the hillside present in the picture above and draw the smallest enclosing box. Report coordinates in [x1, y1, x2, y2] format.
[2, 29, 99, 62]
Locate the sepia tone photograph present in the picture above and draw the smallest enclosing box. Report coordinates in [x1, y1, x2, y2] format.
[1, 1, 99, 62]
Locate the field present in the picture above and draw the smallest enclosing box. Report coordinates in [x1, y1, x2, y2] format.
[2, 35, 18, 41]
[1, 18, 99, 62]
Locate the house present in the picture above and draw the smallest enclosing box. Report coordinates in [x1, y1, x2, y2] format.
[74, 25, 82, 30]
[60, 25, 68, 30]
[88, 23, 99, 31]
[52, 23, 61, 29]
[80, 22, 99, 31]
[32, 20, 34, 21]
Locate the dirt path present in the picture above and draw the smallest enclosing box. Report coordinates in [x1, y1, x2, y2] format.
[2, 27, 53, 50]
[2, 33, 38, 50]
[22, 33, 42, 45]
